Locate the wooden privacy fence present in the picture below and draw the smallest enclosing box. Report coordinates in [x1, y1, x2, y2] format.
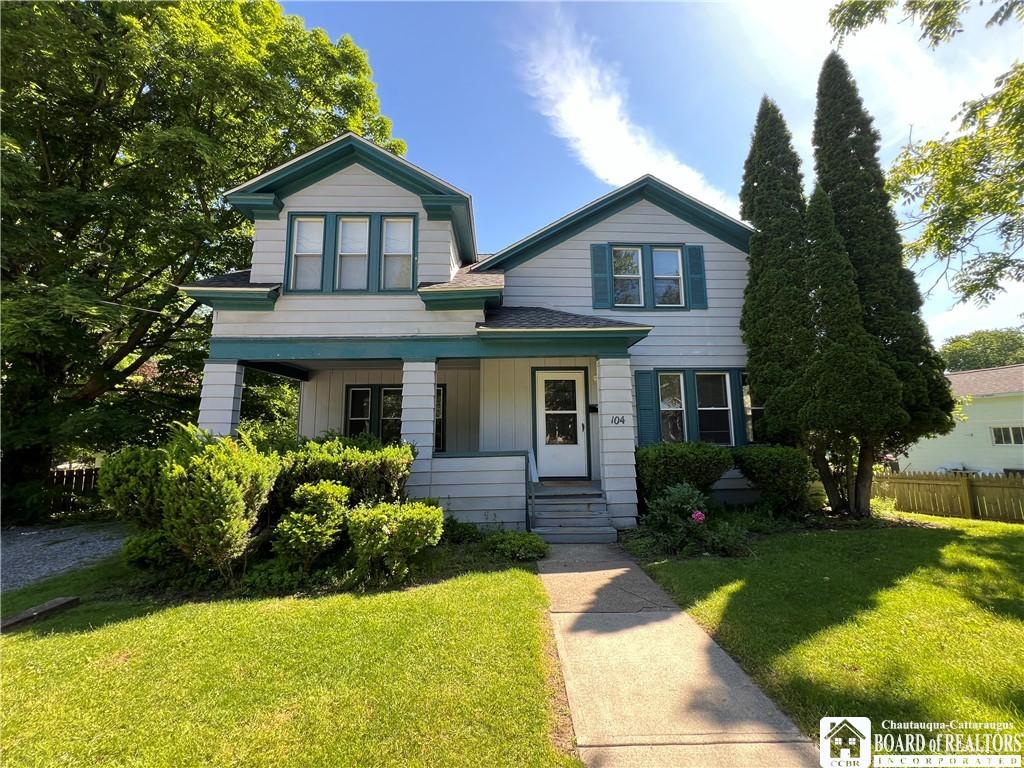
[873, 471, 1024, 524]
[51, 467, 99, 493]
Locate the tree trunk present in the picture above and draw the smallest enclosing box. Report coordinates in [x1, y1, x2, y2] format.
[852, 442, 876, 518]
[811, 445, 847, 514]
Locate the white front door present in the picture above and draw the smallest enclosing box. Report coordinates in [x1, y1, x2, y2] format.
[535, 370, 588, 478]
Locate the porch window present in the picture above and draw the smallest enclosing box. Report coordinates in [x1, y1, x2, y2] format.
[992, 426, 1024, 445]
[343, 384, 447, 450]
[696, 373, 733, 445]
[382, 217, 414, 290]
[652, 247, 683, 306]
[435, 384, 446, 453]
[658, 373, 686, 442]
[612, 247, 643, 306]
[380, 387, 403, 444]
[290, 216, 324, 290]
[336, 216, 370, 290]
[346, 387, 372, 436]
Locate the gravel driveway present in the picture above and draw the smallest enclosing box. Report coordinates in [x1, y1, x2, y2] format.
[1, 523, 127, 592]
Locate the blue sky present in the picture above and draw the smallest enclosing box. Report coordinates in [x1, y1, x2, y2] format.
[284, 1, 1022, 343]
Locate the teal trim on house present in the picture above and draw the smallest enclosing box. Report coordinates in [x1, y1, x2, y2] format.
[209, 333, 643, 362]
[417, 287, 503, 311]
[283, 212, 418, 295]
[477, 175, 752, 274]
[241, 361, 310, 381]
[183, 287, 280, 311]
[637, 368, 749, 447]
[634, 370, 658, 446]
[224, 133, 476, 263]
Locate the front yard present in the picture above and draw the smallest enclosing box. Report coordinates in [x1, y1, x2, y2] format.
[642, 512, 1024, 737]
[1, 557, 579, 768]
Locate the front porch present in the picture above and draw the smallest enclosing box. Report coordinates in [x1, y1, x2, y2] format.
[198, 351, 641, 537]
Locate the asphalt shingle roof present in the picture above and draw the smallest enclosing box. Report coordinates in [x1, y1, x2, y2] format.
[479, 306, 649, 331]
[947, 364, 1024, 397]
[418, 265, 504, 292]
[179, 270, 280, 289]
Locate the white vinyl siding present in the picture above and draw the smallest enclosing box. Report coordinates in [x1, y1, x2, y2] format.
[502, 199, 749, 368]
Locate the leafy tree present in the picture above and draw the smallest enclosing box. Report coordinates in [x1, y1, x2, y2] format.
[739, 97, 814, 444]
[813, 52, 954, 514]
[1, 1, 403, 519]
[800, 187, 906, 514]
[830, 1, 1024, 303]
[940, 328, 1024, 371]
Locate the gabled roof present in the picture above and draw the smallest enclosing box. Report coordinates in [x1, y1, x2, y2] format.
[224, 132, 476, 264]
[473, 175, 753, 273]
[947, 364, 1024, 397]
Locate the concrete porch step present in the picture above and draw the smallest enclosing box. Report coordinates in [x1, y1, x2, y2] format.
[533, 526, 618, 544]
[533, 500, 608, 515]
[533, 514, 612, 528]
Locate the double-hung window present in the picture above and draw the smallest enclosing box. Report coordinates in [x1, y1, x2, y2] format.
[612, 247, 643, 307]
[658, 373, 686, 442]
[344, 385, 447, 450]
[696, 373, 733, 445]
[380, 387, 403, 444]
[336, 217, 370, 290]
[290, 217, 325, 290]
[992, 426, 1024, 445]
[346, 387, 372, 436]
[652, 248, 683, 306]
[382, 217, 414, 290]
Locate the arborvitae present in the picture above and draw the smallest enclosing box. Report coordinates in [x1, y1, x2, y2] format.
[739, 97, 814, 443]
[800, 186, 906, 514]
[813, 52, 954, 465]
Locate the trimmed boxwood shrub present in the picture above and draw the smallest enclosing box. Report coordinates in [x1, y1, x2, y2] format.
[636, 442, 734, 500]
[486, 530, 548, 561]
[273, 440, 414, 511]
[441, 516, 485, 544]
[348, 500, 443, 585]
[98, 446, 166, 529]
[732, 444, 811, 517]
[160, 436, 280, 579]
[122, 529, 190, 572]
[274, 481, 351, 572]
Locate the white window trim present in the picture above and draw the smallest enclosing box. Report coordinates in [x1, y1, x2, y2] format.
[658, 372, 687, 442]
[381, 216, 414, 291]
[290, 216, 325, 290]
[696, 371, 734, 446]
[652, 247, 684, 307]
[991, 425, 1024, 446]
[336, 216, 370, 290]
[612, 246, 644, 307]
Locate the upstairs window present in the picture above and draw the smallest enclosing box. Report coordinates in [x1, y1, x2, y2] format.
[652, 247, 683, 306]
[336, 217, 370, 290]
[612, 247, 643, 306]
[290, 217, 324, 290]
[382, 217, 414, 290]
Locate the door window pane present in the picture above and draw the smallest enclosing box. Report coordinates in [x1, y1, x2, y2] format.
[545, 414, 578, 445]
[544, 379, 576, 411]
[612, 247, 643, 306]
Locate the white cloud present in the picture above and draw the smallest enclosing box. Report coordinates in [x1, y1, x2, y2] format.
[924, 282, 1024, 344]
[518, 7, 741, 218]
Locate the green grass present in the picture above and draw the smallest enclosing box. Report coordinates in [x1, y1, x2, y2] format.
[2, 556, 578, 768]
[643, 512, 1024, 739]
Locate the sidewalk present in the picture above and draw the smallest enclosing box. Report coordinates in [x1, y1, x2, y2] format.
[539, 543, 818, 768]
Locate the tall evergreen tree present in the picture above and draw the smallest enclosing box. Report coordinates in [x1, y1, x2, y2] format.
[813, 52, 954, 512]
[801, 187, 906, 514]
[739, 97, 814, 443]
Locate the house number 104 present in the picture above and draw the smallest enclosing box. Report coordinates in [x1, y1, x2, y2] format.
[610, 415, 627, 425]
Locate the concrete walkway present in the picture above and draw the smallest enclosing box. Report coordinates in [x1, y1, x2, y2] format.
[539, 543, 818, 768]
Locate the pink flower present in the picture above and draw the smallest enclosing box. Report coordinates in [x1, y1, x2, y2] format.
[691, 510, 706, 524]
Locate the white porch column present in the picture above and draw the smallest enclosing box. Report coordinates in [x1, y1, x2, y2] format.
[197, 360, 245, 436]
[597, 358, 639, 529]
[400, 360, 437, 497]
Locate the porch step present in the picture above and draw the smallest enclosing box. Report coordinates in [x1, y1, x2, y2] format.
[533, 499, 608, 516]
[532, 525, 618, 544]
[533, 513, 611, 528]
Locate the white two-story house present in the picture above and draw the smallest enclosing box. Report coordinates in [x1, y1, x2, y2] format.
[182, 134, 755, 542]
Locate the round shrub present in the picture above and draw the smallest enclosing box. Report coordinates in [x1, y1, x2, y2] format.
[98, 446, 165, 529]
[636, 442, 734, 499]
[122, 529, 189, 572]
[486, 530, 548, 561]
[732, 445, 811, 517]
[347, 500, 444, 586]
[274, 481, 351, 572]
[160, 436, 280, 580]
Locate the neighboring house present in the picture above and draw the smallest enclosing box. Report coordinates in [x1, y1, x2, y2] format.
[182, 134, 757, 541]
[901, 364, 1024, 475]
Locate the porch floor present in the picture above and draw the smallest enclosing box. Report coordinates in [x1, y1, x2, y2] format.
[534, 480, 602, 497]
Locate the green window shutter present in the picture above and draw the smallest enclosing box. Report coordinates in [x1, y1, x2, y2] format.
[684, 245, 707, 309]
[635, 370, 659, 445]
[591, 243, 612, 309]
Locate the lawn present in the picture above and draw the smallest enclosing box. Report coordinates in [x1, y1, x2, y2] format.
[1, 556, 579, 768]
[642, 512, 1024, 738]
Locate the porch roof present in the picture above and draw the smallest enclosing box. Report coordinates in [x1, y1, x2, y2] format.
[177, 270, 280, 310]
[478, 306, 650, 332]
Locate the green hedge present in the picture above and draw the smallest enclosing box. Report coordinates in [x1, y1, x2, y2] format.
[636, 442, 734, 500]
[348, 501, 443, 585]
[485, 531, 548, 561]
[274, 481, 351, 572]
[732, 445, 811, 517]
[98, 446, 166, 529]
